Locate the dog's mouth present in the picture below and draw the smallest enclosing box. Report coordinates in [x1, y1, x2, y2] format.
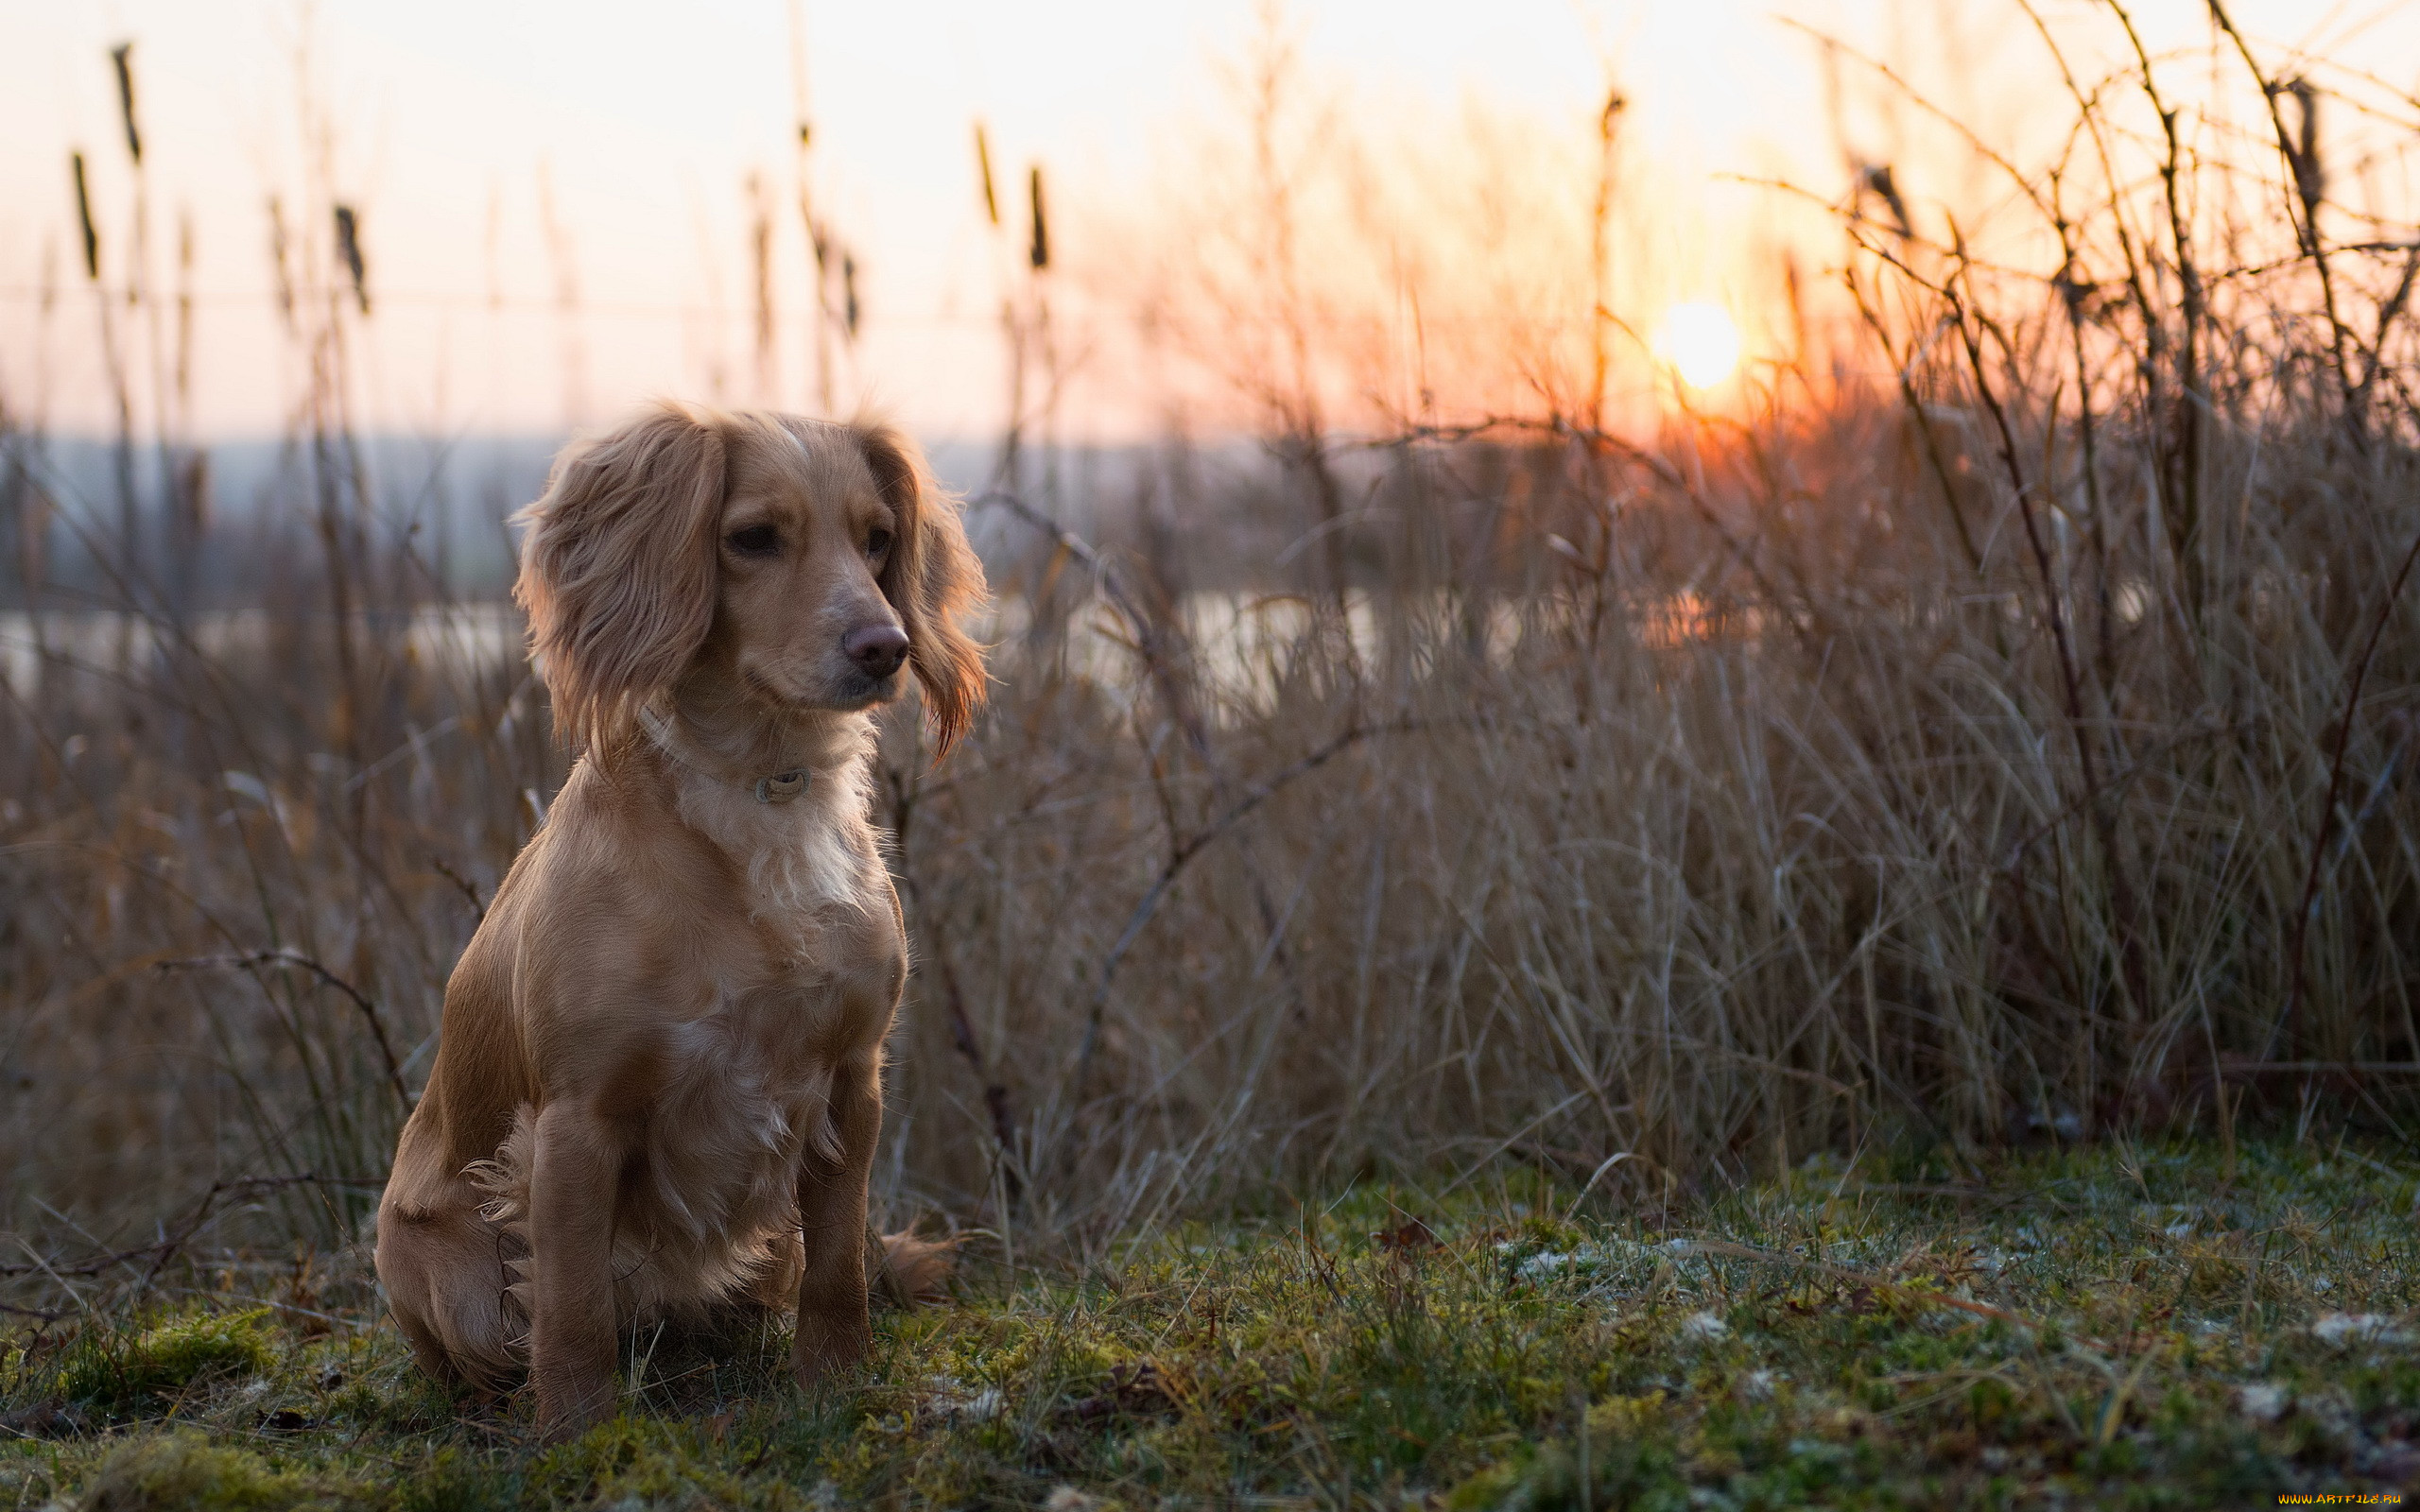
[821, 669, 904, 711]
[741, 662, 902, 714]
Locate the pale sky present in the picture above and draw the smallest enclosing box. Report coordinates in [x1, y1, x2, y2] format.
[2, 0, 2412, 440]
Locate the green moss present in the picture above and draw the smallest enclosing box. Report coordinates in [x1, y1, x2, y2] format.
[78, 1432, 382, 1511]
[8, 1138, 2419, 1508]
[1444, 1432, 1682, 1511]
[59, 1309, 277, 1413]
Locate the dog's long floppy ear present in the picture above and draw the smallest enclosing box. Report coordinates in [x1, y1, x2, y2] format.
[859, 423, 988, 760]
[513, 402, 729, 752]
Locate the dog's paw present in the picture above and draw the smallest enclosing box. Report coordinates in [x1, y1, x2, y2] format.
[791, 1309, 873, 1391]
[533, 1371, 617, 1444]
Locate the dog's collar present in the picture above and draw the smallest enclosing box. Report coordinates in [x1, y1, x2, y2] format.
[753, 770, 808, 804]
[639, 708, 811, 805]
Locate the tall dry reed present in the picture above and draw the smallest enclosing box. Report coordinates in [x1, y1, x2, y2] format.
[5, 5, 2420, 1297]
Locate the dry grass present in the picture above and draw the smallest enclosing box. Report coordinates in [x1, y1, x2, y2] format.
[5, 6, 2420, 1294]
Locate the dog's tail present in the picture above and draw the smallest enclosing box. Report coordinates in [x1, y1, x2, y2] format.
[867, 1226, 959, 1308]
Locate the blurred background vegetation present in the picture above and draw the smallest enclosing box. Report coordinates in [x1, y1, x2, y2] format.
[6, 0, 2420, 1302]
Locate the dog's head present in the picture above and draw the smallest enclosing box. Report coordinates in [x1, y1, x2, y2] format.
[514, 402, 988, 758]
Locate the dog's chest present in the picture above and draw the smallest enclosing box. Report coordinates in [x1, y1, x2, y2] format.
[626, 987, 852, 1258]
[669, 995, 840, 1150]
[615, 762, 900, 1259]
[674, 765, 879, 930]
[632, 903, 899, 1254]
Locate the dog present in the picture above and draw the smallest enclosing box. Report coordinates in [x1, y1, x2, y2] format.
[374, 402, 985, 1436]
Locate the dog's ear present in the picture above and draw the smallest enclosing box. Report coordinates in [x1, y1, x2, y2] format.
[514, 403, 729, 752]
[859, 423, 988, 760]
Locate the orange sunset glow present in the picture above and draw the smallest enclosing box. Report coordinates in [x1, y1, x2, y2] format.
[1653, 302, 1743, 391]
[5, 1, 2402, 445]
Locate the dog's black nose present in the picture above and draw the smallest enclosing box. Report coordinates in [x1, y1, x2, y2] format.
[844, 624, 910, 679]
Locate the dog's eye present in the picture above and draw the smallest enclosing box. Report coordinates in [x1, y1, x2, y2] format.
[725, 524, 780, 558]
[866, 528, 894, 558]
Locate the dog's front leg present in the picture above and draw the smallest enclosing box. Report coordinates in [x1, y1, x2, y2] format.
[791, 1054, 881, 1389]
[529, 1101, 625, 1438]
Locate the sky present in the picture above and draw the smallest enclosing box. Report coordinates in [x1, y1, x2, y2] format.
[3, 0, 2415, 441]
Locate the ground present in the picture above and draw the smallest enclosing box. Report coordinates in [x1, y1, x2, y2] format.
[4, 1136, 2418, 1508]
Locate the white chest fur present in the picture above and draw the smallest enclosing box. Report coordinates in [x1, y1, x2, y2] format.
[666, 723, 884, 932]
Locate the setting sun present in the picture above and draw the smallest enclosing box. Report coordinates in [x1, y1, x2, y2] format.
[1654, 301, 1743, 389]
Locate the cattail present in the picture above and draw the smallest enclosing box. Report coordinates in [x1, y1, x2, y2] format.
[747, 172, 774, 400]
[2282, 77, 2325, 220]
[842, 249, 859, 338]
[110, 43, 141, 165]
[267, 196, 294, 328]
[15, 471, 49, 595]
[69, 153, 99, 280]
[1859, 162, 1911, 239]
[177, 450, 211, 537]
[334, 204, 370, 315]
[538, 166, 589, 426]
[485, 181, 505, 312]
[974, 122, 1000, 227]
[1028, 164, 1049, 271]
[787, 0, 813, 152]
[1783, 249, 1807, 371]
[176, 209, 195, 415]
[1590, 83, 1625, 424]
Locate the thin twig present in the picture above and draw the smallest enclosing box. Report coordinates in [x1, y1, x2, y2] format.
[430, 857, 487, 921]
[0, 1300, 65, 1321]
[158, 949, 409, 1108]
[1945, 249, 2149, 1029]
[2273, 523, 2420, 1057]
[881, 760, 1022, 1199]
[2204, 0, 2364, 441]
[1068, 721, 1409, 1102]
[0, 1174, 383, 1284]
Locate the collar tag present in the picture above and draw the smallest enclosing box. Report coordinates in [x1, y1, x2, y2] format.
[755, 770, 809, 805]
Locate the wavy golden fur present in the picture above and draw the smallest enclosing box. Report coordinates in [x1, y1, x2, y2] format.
[375, 402, 984, 1436]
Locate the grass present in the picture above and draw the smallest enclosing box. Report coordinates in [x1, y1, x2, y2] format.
[6, 1134, 2417, 1508]
[10, 11, 2420, 1504]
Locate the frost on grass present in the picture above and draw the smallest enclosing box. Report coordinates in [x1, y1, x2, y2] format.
[7, 1139, 2420, 1509]
[2313, 1313, 2411, 1347]
[924, 1377, 1007, 1422]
